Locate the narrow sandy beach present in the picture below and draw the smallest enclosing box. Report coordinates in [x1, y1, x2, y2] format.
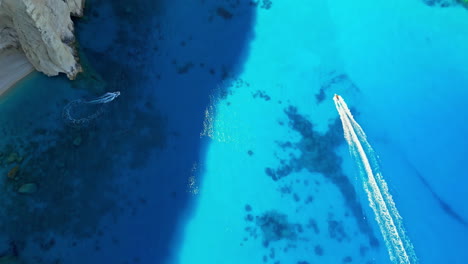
[0, 48, 34, 97]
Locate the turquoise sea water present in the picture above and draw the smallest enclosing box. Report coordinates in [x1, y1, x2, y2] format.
[0, 0, 467, 263]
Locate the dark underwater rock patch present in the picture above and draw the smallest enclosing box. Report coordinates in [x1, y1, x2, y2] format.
[253, 90, 271, 101]
[250, 0, 273, 9]
[314, 244, 324, 256]
[261, 0, 273, 9]
[315, 72, 359, 104]
[265, 105, 379, 248]
[256, 210, 297, 247]
[176, 62, 195, 74]
[306, 218, 319, 234]
[421, 0, 455, 7]
[328, 214, 348, 242]
[216, 7, 234, 19]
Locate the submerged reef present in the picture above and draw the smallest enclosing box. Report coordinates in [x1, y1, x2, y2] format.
[265, 106, 379, 248]
[256, 210, 297, 246]
[243, 207, 298, 247]
[243, 207, 306, 263]
[421, 0, 468, 8]
[327, 214, 348, 242]
[422, 0, 455, 7]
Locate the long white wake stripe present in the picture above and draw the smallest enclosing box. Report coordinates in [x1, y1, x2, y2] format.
[333, 95, 417, 264]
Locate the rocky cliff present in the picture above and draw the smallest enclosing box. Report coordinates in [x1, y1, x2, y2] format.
[0, 0, 85, 79]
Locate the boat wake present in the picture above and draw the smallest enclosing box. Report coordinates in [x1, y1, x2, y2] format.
[63, 91, 120, 127]
[333, 94, 418, 264]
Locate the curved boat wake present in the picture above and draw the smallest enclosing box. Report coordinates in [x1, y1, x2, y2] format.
[63, 91, 121, 128]
[333, 94, 418, 264]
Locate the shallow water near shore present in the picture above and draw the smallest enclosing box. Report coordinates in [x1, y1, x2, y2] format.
[1, 0, 468, 264]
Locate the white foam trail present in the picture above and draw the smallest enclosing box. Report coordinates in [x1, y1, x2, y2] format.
[62, 91, 121, 128]
[333, 95, 418, 264]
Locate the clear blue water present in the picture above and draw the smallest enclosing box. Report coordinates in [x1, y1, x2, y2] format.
[0, 0, 467, 263]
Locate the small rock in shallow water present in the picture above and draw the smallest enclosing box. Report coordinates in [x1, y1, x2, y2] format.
[18, 183, 38, 194]
[7, 165, 19, 179]
[256, 210, 297, 245]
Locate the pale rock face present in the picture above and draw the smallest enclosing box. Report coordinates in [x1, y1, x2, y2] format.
[0, 0, 85, 79]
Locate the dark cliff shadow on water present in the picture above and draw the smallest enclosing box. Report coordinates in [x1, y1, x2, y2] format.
[69, 0, 257, 263]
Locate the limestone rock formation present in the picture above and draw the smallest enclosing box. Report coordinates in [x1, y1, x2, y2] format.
[0, 0, 85, 79]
